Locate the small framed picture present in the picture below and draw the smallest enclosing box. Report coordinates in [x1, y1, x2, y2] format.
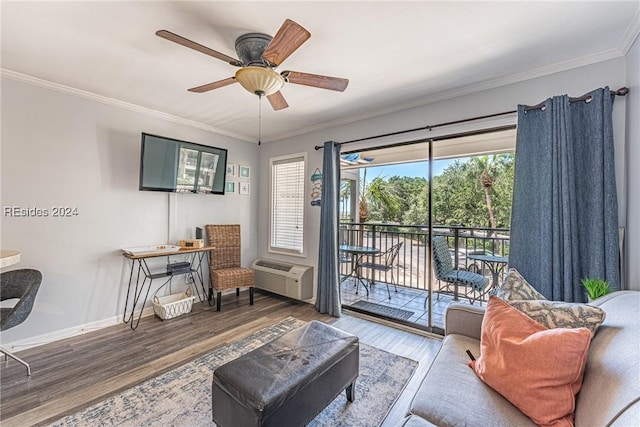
[227, 164, 237, 177]
[239, 182, 250, 195]
[226, 181, 236, 194]
[239, 165, 251, 179]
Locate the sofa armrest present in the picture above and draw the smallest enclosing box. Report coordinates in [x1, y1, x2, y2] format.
[444, 303, 486, 340]
[401, 415, 439, 427]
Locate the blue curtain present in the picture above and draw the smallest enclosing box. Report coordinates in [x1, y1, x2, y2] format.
[316, 140, 341, 316]
[509, 87, 619, 302]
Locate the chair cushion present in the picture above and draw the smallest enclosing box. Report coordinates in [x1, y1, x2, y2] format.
[441, 271, 489, 291]
[211, 267, 254, 291]
[470, 296, 591, 427]
[432, 237, 454, 277]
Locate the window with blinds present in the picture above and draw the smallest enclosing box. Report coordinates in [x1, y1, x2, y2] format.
[270, 154, 306, 255]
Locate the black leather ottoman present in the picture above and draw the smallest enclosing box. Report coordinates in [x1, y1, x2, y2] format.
[212, 320, 359, 427]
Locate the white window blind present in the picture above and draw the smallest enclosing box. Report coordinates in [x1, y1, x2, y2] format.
[270, 155, 305, 254]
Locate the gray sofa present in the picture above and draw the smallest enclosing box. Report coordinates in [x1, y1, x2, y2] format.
[402, 291, 640, 426]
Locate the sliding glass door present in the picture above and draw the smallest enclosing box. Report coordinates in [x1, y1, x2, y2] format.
[338, 129, 515, 333]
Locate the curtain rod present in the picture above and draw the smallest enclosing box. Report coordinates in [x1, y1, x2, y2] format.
[524, 86, 629, 112]
[314, 110, 515, 150]
[314, 86, 628, 150]
[342, 124, 516, 156]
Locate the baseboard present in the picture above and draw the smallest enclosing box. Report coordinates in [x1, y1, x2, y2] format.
[1, 307, 156, 352]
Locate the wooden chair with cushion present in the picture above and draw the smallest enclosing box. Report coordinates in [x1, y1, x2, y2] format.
[205, 224, 254, 311]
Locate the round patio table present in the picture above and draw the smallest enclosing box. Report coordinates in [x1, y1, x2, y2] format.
[339, 245, 380, 295]
[467, 253, 508, 289]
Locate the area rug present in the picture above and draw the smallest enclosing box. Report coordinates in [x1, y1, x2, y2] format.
[351, 300, 415, 321]
[49, 317, 417, 427]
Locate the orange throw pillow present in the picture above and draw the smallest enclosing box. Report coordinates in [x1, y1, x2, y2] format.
[470, 296, 591, 427]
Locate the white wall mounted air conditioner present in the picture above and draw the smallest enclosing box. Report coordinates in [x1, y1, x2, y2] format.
[251, 258, 314, 301]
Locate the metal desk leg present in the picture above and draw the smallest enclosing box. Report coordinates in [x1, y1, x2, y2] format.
[189, 251, 210, 305]
[123, 260, 146, 325]
[124, 259, 165, 330]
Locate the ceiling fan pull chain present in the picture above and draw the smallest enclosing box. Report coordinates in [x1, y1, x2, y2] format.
[258, 94, 263, 146]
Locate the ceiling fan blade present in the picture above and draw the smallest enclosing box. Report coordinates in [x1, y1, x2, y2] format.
[283, 71, 349, 92]
[188, 77, 237, 93]
[262, 19, 311, 66]
[267, 91, 289, 111]
[156, 30, 242, 66]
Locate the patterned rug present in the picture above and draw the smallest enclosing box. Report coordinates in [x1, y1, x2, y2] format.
[49, 317, 417, 427]
[351, 300, 415, 321]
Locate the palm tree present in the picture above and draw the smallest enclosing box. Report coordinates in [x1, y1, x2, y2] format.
[358, 169, 401, 223]
[468, 154, 512, 254]
[468, 156, 495, 224]
[359, 169, 370, 223]
[340, 180, 352, 220]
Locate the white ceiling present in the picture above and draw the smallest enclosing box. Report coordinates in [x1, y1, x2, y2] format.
[2, 1, 639, 143]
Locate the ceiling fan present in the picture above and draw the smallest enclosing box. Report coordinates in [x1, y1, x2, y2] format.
[156, 19, 349, 111]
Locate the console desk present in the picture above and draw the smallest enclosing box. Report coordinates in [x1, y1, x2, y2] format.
[121, 246, 214, 330]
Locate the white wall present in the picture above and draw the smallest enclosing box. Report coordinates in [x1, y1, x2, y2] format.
[256, 136, 325, 299]
[625, 35, 640, 289]
[259, 57, 635, 292]
[0, 78, 258, 348]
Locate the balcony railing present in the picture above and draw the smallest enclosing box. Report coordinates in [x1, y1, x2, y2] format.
[339, 222, 510, 291]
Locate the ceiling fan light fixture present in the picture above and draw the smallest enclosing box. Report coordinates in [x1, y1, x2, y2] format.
[235, 66, 285, 97]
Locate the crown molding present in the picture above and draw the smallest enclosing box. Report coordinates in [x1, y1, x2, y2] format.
[1, 69, 255, 143]
[619, 8, 640, 55]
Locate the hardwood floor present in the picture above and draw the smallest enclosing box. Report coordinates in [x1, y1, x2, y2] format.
[1, 290, 442, 426]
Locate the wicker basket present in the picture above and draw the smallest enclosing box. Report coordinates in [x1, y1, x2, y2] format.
[152, 288, 195, 320]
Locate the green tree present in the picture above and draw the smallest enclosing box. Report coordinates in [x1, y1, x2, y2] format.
[399, 177, 429, 225]
[432, 159, 483, 225]
[340, 180, 352, 220]
[355, 154, 514, 233]
[426, 154, 514, 229]
[359, 169, 402, 223]
[390, 176, 428, 224]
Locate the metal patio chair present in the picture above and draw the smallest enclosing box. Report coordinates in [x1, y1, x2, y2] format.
[356, 242, 404, 299]
[431, 236, 490, 305]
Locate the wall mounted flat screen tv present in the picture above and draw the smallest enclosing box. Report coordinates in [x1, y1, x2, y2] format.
[139, 133, 227, 194]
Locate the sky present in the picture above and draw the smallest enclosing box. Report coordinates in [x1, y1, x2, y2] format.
[362, 158, 469, 180]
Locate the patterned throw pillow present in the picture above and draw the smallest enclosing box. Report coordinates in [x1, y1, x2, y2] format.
[506, 300, 606, 338]
[493, 268, 546, 300]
